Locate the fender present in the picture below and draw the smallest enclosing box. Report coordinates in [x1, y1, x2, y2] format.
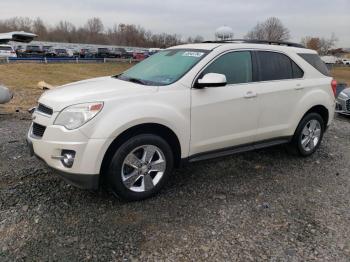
[79, 94, 191, 172]
[289, 87, 335, 134]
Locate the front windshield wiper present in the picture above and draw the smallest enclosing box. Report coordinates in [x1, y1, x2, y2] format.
[116, 75, 148, 85]
[127, 78, 147, 85]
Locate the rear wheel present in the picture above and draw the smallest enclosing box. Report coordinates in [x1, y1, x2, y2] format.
[287, 113, 324, 156]
[107, 134, 174, 201]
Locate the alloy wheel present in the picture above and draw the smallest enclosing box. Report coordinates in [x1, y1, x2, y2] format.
[300, 119, 322, 152]
[121, 145, 166, 192]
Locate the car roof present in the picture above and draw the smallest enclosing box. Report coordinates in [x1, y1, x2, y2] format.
[168, 42, 316, 54]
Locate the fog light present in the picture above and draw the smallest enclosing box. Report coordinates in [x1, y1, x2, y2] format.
[62, 154, 74, 167]
[61, 150, 75, 168]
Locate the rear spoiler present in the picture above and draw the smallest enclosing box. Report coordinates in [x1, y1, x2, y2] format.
[0, 31, 37, 44]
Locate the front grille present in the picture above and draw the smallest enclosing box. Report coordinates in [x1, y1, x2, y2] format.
[346, 100, 350, 111]
[32, 123, 46, 138]
[37, 103, 53, 116]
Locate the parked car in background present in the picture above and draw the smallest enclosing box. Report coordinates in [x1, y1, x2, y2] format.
[108, 49, 119, 58]
[54, 49, 69, 58]
[72, 49, 81, 58]
[43, 46, 56, 57]
[97, 48, 111, 58]
[113, 48, 133, 59]
[342, 59, 350, 65]
[27, 40, 336, 201]
[67, 49, 75, 57]
[0, 85, 13, 104]
[23, 45, 44, 58]
[133, 51, 146, 60]
[79, 49, 93, 58]
[42, 46, 53, 53]
[15, 45, 25, 57]
[0, 45, 17, 58]
[336, 86, 350, 115]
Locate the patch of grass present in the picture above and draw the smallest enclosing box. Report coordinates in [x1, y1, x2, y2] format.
[0, 63, 132, 112]
[331, 66, 350, 86]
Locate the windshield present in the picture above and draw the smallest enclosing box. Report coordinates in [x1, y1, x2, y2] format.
[117, 49, 209, 86]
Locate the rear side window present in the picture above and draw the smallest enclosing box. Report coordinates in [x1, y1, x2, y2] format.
[202, 51, 253, 84]
[298, 53, 330, 76]
[256, 51, 304, 81]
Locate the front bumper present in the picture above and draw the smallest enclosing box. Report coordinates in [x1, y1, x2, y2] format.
[26, 137, 99, 189]
[336, 97, 350, 115]
[26, 121, 110, 190]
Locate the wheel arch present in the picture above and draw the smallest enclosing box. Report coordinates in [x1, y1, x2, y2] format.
[301, 105, 329, 129]
[100, 123, 182, 176]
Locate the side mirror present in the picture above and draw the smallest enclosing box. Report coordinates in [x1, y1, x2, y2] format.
[195, 73, 227, 89]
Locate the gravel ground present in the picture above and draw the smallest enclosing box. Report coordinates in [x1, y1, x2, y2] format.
[0, 113, 349, 261]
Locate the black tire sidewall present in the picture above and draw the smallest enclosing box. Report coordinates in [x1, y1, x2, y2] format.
[295, 113, 325, 156]
[107, 134, 174, 201]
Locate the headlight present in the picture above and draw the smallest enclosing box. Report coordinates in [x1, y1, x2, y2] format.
[54, 102, 103, 130]
[339, 91, 349, 99]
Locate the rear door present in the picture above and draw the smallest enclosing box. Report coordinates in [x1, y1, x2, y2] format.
[253, 51, 305, 141]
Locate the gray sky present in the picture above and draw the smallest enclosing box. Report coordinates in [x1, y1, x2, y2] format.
[1, 0, 349, 47]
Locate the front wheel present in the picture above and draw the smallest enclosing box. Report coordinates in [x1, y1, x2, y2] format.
[287, 113, 325, 156]
[107, 134, 174, 201]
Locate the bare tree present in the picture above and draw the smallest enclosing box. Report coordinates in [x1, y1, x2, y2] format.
[85, 17, 104, 35]
[85, 17, 105, 44]
[301, 33, 337, 55]
[245, 17, 290, 41]
[32, 18, 48, 40]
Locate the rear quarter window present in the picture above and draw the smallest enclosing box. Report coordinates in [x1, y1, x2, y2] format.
[298, 53, 330, 76]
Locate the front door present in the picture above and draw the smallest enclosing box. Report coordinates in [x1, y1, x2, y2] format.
[190, 51, 260, 155]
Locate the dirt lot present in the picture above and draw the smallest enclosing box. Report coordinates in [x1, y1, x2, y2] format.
[0, 64, 350, 261]
[0, 112, 350, 261]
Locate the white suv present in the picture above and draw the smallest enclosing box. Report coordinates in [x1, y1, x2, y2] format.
[27, 40, 336, 201]
[0, 45, 17, 58]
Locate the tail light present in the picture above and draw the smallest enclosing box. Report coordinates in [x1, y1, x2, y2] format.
[331, 79, 337, 97]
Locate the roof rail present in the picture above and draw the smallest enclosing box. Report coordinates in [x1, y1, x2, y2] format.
[202, 39, 305, 48]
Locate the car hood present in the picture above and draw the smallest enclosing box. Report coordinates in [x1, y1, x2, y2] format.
[39, 76, 157, 112]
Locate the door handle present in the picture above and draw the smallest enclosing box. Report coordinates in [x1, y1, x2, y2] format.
[244, 91, 257, 98]
[295, 84, 304, 90]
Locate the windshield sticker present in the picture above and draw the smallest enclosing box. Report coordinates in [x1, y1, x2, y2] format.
[182, 51, 204, 58]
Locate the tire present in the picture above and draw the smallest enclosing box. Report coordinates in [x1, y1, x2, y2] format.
[287, 113, 325, 156]
[107, 134, 174, 201]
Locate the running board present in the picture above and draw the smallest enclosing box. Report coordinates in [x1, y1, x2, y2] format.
[188, 137, 291, 163]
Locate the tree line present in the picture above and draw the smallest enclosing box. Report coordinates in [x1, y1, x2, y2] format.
[0, 17, 204, 48]
[0, 16, 338, 54]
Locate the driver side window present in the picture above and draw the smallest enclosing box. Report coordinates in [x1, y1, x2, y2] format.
[202, 51, 253, 85]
